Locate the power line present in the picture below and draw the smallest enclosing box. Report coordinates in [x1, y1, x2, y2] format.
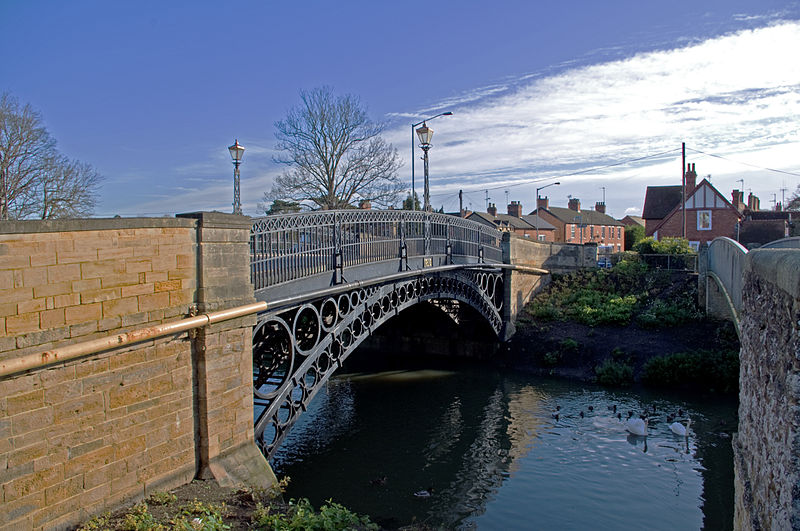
[429, 147, 681, 199]
[686, 147, 800, 178]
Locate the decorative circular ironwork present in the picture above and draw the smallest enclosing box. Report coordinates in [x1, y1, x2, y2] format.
[320, 298, 338, 331]
[292, 304, 321, 355]
[253, 317, 293, 400]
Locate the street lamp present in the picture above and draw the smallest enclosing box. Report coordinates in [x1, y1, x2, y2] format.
[411, 112, 452, 210]
[534, 181, 560, 241]
[415, 122, 436, 211]
[228, 139, 245, 215]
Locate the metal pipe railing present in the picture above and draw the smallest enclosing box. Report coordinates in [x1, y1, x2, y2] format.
[0, 302, 268, 378]
[0, 263, 547, 379]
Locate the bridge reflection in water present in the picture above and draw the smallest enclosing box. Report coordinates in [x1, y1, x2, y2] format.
[272, 364, 737, 530]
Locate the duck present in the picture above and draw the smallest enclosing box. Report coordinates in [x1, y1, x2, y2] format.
[670, 418, 691, 437]
[414, 487, 434, 498]
[625, 417, 648, 436]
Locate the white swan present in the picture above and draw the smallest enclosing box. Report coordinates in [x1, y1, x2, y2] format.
[670, 418, 691, 437]
[625, 417, 648, 436]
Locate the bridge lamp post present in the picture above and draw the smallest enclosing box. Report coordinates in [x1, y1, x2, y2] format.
[416, 123, 436, 212]
[229, 139, 245, 215]
[534, 181, 560, 241]
[411, 112, 452, 210]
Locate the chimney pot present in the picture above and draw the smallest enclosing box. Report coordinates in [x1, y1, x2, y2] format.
[568, 198, 581, 212]
[537, 195, 549, 211]
[595, 201, 606, 214]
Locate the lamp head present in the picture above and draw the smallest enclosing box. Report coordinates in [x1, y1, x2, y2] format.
[416, 123, 433, 145]
[228, 139, 245, 162]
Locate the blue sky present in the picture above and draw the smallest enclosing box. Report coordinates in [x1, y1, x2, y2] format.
[2, 0, 799, 218]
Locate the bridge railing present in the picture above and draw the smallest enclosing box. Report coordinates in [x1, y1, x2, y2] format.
[707, 236, 748, 318]
[250, 210, 502, 290]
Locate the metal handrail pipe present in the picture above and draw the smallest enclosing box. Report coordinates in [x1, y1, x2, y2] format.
[0, 301, 268, 379]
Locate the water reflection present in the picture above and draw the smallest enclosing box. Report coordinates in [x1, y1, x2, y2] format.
[272, 362, 736, 530]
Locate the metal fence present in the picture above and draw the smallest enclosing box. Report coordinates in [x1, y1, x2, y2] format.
[707, 237, 748, 317]
[250, 210, 503, 290]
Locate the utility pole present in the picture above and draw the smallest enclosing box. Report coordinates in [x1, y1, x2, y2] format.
[459, 189, 463, 217]
[600, 186, 606, 204]
[485, 190, 490, 211]
[681, 142, 686, 239]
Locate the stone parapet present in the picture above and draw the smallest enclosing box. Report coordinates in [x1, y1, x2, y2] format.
[0, 213, 274, 530]
[734, 248, 800, 530]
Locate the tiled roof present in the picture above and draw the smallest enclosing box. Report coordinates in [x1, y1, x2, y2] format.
[520, 214, 555, 230]
[620, 215, 645, 227]
[533, 206, 624, 226]
[468, 211, 555, 231]
[642, 186, 682, 220]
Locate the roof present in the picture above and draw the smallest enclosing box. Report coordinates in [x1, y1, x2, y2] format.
[468, 211, 554, 231]
[746, 210, 794, 221]
[532, 206, 624, 226]
[642, 186, 682, 220]
[620, 215, 645, 227]
[520, 214, 556, 230]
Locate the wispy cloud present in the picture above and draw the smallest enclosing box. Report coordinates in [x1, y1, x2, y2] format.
[388, 22, 800, 216]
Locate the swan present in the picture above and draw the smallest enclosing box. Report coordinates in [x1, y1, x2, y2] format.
[670, 418, 691, 437]
[414, 488, 433, 498]
[625, 417, 648, 436]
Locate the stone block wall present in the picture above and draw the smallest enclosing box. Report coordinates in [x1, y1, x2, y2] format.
[733, 248, 800, 530]
[0, 214, 273, 531]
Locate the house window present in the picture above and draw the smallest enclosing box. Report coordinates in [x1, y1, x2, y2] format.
[601, 226, 606, 239]
[617, 227, 621, 239]
[538, 234, 546, 242]
[590, 226, 595, 238]
[570, 224, 575, 239]
[689, 241, 700, 251]
[697, 210, 712, 230]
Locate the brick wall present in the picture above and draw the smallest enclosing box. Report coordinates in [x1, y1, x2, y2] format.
[0, 214, 273, 531]
[654, 208, 740, 244]
[733, 249, 800, 530]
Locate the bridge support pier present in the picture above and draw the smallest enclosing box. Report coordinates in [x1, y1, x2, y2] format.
[179, 212, 277, 488]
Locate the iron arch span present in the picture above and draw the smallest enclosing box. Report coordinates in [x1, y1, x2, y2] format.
[252, 267, 504, 460]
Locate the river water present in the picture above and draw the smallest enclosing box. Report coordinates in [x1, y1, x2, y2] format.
[271, 358, 737, 530]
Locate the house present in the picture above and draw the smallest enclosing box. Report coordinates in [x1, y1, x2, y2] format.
[531, 196, 625, 251]
[620, 215, 645, 228]
[467, 202, 557, 241]
[644, 164, 743, 249]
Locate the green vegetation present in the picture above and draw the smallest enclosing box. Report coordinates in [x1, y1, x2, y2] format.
[77, 477, 378, 531]
[595, 358, 634, 387]
[642, 349, 739, 393]
[632, 236, 694, 255]
[527, 255, 692, 328]
[252, 498, 378, 530]
[624, 224, 645, 250]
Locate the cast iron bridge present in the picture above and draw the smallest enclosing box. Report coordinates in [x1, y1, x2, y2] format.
[248, 210, 521, 459]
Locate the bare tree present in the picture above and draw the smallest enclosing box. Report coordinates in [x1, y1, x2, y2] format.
[787, 184, 800, 211]
[266, 87, 403, 210]
[0, 92, 101, 219]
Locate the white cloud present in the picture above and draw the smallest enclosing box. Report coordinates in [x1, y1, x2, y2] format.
[390, 22, 800, 218]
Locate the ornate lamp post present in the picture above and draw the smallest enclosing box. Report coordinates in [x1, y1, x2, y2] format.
[415, 122, 435, 212]
[411, 112, 452, 210]
[534, 181, 560, 241]
[228, 139, 245, 215]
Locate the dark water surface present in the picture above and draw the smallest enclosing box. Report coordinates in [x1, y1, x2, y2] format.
[271, 359, 737, 530]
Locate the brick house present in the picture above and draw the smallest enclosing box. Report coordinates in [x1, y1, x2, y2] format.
[644, 164, 743, 249]
[468, 202, 557, 242]
[531, 196, 625, 251]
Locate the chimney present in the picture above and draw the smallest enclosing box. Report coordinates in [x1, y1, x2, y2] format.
[595, 201, 606, 214]
[487, 203, 497, 216]
[732, 189, 744, 211]
[507, 200, 523, 217]
[747, 193, 760, 212]
[568, 198, 581, 212]
[537, 195, 549, 211]
[685, 163, 697, 191]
